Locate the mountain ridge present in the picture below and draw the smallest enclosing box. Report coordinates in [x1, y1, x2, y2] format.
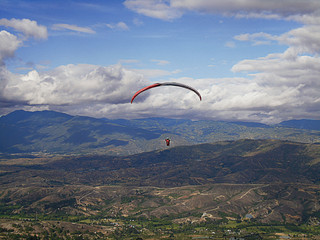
[1, 110, 320, 155]
[2, 139, 319, 187]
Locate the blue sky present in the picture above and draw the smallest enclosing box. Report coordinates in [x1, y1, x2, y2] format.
[1, 0, 320, 123]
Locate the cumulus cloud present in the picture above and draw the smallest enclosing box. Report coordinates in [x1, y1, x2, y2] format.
[1, 53, 320, 122]
[235, 26, 320, 54]
[0, 31, 21, 65]
[0, 18, 47, 39]
[0, 18, 47, 65]
[0, 18, 143, 118]
[228, 24, 320, 122]
[1, 64, 148, 109]
[52, 24, 96, 34]
[279, 25, 320, 54]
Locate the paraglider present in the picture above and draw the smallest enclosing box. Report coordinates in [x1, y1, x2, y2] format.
[131, 82, 201, 148]
[165, 138, 171, 146]
[131, 82, 202, 103]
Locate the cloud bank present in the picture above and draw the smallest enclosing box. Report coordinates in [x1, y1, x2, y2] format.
[124, 0, 320, 23]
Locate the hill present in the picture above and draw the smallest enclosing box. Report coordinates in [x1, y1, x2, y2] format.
[1, 110, 320, 155]
[10, 139, 314, 187]
[279, 119, 320, 131]
[1, 139, 320, 224]
[0, 110, 164, 155]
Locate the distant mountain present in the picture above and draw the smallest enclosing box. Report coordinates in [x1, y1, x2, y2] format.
[279, 119, 320, 131]
[0, 110, 164, 154]
[1, 110, 320, 154]
[230, 121, 271, 128]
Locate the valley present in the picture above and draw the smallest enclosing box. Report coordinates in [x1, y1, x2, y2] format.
[1, 139, 320, 239]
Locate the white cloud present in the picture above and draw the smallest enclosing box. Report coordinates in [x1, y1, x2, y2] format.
[234, 25, 320, 54]
[0, 18, 47, 39]
[106, 22, 129, 31]
[229, 29, 320, 122]
[234, 32, 277, 46]
[172, 0, 320, 20]
[2, 51, 320, 122]
[279, 25, 320, 54]
[151, 59, 170, 65]
[124, 0, 320, 23]
[0, 31, 21, 65]
[52, 24, 96, 34]
[287, 14, 320, 25]
[0, 18, 47, 66]
[171, 0, 320, 14]
[124, 0, 183, 21]
[1, 64, 148, 107]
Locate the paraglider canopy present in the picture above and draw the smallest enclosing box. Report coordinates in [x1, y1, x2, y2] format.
[131, 82, 202, 103]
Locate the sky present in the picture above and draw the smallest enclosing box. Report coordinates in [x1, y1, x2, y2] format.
[1, 0, 320, 124]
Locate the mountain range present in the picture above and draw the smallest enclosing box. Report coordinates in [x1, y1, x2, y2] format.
[1, 111, 320, 233]
[1, 110, 320, 155]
